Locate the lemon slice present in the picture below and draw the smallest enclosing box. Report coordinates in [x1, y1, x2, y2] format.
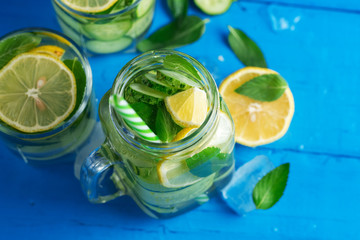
[219, 67, 294, 147]
[0, 53, 76, 133]
[172, 127, 197, 142]
[207, 111, 233, 148]
[165, 87, 208, 128]
[30, 45, 65, 59]
[61, 0, 118, 13]
[157, 158, 206, 188]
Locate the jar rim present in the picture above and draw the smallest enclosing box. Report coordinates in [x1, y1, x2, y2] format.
[109, 50, 219, 153]
[0, 27, 93, 139]
[52, 0, 142, 19]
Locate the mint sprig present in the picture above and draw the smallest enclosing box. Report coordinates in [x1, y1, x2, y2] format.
[163, 55, 200, 81]
[252, 163, 290, 210]
[155, 103, 181, 142]
[136, 16, 207, 52]
[228, 26, 267, 68]
[0, 33, 41, 70]
[186, 147, 231, 177]
[166, 0, 188, 25]
[63, 58, 86, 119]
[235, 74, 288, 102]
[130, 102, 157, 132]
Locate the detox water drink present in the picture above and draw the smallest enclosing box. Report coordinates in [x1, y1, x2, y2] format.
[81, 50, 235, 218]
[52, 0, 155, 55]
[0, 28, 97, 164]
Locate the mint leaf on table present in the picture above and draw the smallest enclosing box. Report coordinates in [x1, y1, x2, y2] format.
[252, 163, 290, 210]
[63, 58, 86, 118]
[130, 102, 157, 132]
[166, 0, 188, 25]
[234, 74, 288, 102]
[137, 16, 207, 52]
[155, 103, 181, 142]
[0, 33, 41, 70]
[228, 26, 267, 68]
[186, 147, 231, 177]
[163, 54, 200, 80]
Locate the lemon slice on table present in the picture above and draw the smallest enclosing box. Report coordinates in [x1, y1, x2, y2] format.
[219, 67, 294, 147]
[61, 0, 118, 13]
[165, 87, 208, 128]
[0, 53, 76, 133]
[157, 158, 205, 188]
[30, 45, 65, 59]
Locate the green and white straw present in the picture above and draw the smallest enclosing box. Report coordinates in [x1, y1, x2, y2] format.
[109, 94, 161, 143]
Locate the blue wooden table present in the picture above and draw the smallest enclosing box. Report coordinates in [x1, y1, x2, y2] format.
[1, 0, 359, 239]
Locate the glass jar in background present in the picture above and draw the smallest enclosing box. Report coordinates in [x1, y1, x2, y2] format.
[0, 28, 101, 164]
[51, 0, 156, 55]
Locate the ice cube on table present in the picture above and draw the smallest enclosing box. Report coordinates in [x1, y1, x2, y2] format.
[268, 4, 302, 32]
[74, 121, 105, 179]
[220, 155, 274, 215]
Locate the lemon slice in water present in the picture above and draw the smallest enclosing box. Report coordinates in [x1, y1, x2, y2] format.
[30, 45, 65, 59]
[61, 0, 118, 13]
[165, 87, 208, 128]
[0, 53, 76, 133]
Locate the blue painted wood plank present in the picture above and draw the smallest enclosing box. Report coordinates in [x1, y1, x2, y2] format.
[239, 0, 360, 12]
[0, 0, 359, 239]
[1, 147, 359, 239]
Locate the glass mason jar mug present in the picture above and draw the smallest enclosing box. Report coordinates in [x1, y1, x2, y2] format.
[0, 28, 97, 164]
[81, 50, 235, 218]
[51, 0, 156, 55]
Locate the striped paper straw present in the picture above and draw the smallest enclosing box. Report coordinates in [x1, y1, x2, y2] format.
[109, 94, 161, 143]
[196, 194, 209, 205]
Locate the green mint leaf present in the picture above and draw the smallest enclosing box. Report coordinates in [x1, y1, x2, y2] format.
[252, 163, 290, 210]
[186, 147, 231, 177]
[166, 0, 188, 25]
[155, 103, 181, 142]
[163, 54, 200, 80]
[228, 26, 267, 68]
[63, 58, 86, 118]
[0, 33, 41, 70]
[130, 101, 157, 132]
[234, 74, 288, 102]
[137, 16, 207, 52]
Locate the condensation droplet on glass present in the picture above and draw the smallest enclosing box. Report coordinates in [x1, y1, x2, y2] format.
[268, 4, 302, 32]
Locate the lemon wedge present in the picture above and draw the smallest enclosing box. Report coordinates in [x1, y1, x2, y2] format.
[165, 87, 208, 128]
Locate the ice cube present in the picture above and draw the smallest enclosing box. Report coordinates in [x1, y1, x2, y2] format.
[268, 4, 302, 32]
[74, 121, 105, 179]
[220, 155, 274, 215]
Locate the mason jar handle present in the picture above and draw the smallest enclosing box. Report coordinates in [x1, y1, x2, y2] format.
[80, 139, 126, 203]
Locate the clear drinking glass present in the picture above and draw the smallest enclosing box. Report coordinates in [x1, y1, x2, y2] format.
[0, 28, 98, 164]
[51, 0, 156, 55]
[80, 50, 236, 218]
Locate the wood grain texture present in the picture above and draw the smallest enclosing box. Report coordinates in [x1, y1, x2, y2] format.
[0, 0, 359, 239]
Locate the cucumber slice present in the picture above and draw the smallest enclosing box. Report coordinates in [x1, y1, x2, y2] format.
[57, 18, 82, 45]
[136, 0, 154, 17]
[143, 73, 178, 95]
[84, 20, 132, 41]
[86, 37, 132, 54]
[126, 7, 154, 38]
[124, 83, 168, 105]
[194, 0, 232, 15]
[157, 70, 201, 90]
